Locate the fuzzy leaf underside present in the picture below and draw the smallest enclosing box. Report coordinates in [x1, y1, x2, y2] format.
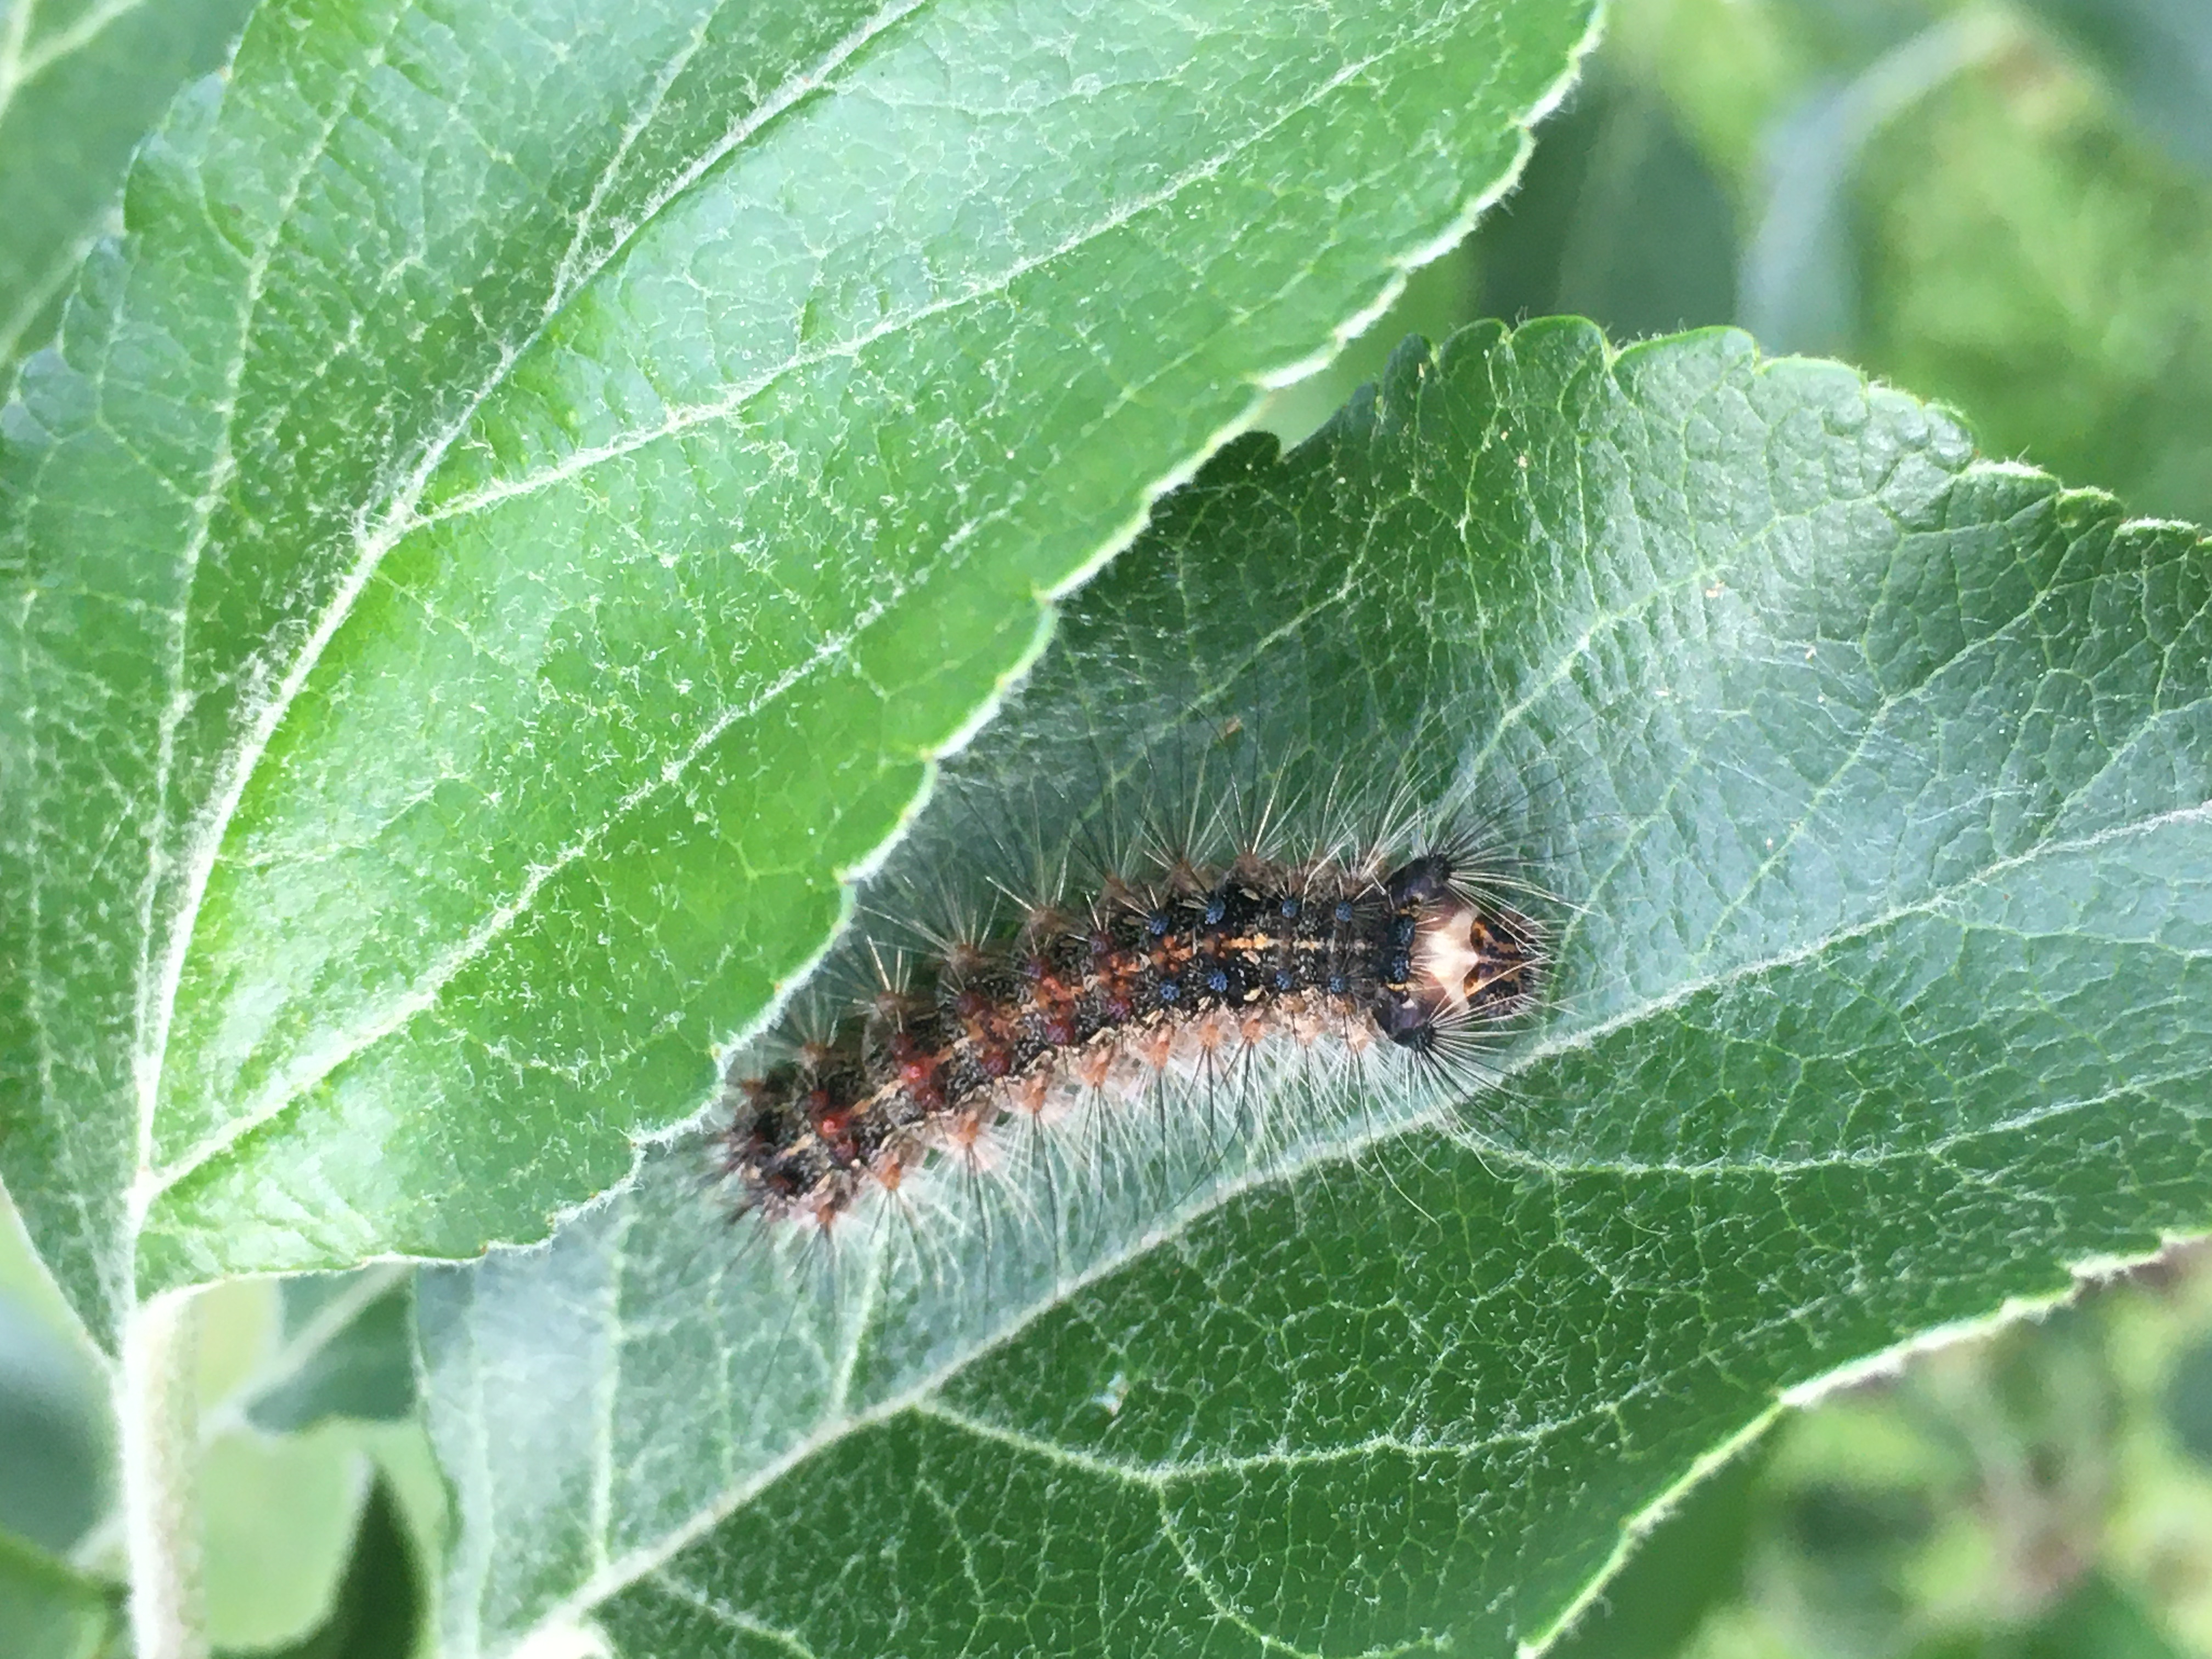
[0, 0, 1599, 1347]
[414, 320, 2212, 1657]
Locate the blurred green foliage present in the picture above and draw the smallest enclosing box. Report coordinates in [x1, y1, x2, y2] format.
[1263, 0, 2212, 529]
[0, 1204, 442, 1655]
[1654, 1252, 2212, 1659]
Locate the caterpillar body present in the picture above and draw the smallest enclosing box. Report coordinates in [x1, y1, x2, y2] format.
[718, 811, 1543, 1231]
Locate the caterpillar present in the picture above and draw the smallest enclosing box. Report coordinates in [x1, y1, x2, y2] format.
[716, 792, 1545, 1232]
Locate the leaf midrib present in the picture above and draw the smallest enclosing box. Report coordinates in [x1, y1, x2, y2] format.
[127, 0, 418, 1256]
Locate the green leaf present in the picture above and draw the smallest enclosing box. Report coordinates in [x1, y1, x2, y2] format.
[0, 0, 1602, 1345]
[0, 0, 259, 380]
[417, 321, 2212, 1657]
[0, 1283, 109, 1553]
[1548, 1437, 1763, 1658]
[1606, 0, 2212, 533]
[0, 1527, 115, 1659]
[200, 1426, 370, 1653]
[219, 1474, 424, 1659]
[244, 1268, 416, 1434]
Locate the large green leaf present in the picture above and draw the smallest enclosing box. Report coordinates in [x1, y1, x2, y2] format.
[0, 0, 1600, 1346]
[418, 321, 2212, 1657]
[0, 0, 259, 379]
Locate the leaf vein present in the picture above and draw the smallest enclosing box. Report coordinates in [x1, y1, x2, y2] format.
[404, 15, 1464, 535]
[640, 1569, 825, 1659]
[146, 580, 902, 1194]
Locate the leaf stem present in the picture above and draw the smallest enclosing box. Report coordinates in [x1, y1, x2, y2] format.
[121, 1289, 206, 1659]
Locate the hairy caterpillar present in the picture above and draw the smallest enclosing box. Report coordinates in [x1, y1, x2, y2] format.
[716, 766, 1547, 1235]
